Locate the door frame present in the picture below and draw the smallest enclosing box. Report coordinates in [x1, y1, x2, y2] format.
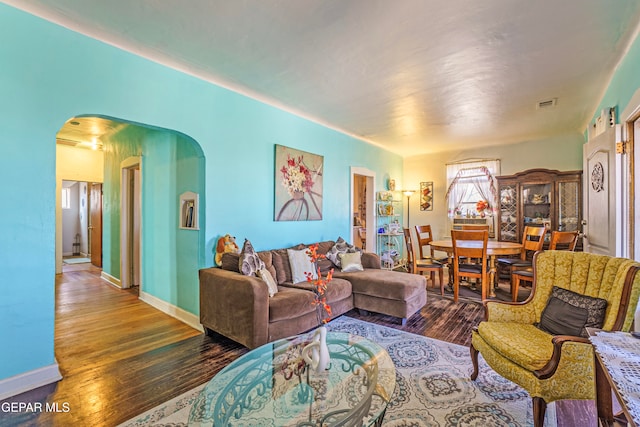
[350, 167, 376, 253]
[620, 89, 640, 260]
[120, 156, 142, 289]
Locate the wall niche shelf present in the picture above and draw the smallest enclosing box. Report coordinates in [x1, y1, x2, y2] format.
[179, 191, 199, 230]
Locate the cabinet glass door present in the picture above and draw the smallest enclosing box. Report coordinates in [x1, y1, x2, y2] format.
[522, 182, 552, 236]
[558, 181, 580, 232]
[499, 185, 518, 241]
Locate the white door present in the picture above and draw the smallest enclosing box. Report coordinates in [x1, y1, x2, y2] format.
[583, 126, 616, 255]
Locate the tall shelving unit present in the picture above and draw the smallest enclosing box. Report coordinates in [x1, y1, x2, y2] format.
[376, 192, 403, 269]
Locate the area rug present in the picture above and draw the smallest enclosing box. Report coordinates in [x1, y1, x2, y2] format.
[63, 257, 91, 264]
[119, 317, 556, 426]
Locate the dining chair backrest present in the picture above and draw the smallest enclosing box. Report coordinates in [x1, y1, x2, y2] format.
[520, 225, 548, 260]
[548, 230, 579, 251]
[450, 229, 489, 301]
[403, 228, 416, 269]
[461, 224, 490, 232]
[451, 229, 489, 263]
[414, 225, 435, 260]
[406, 227, 444, 292]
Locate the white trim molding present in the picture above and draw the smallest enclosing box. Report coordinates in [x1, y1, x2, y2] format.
[139, 291, 203, 332]
[0, 363, 62, 401]
[100, 271, 122, 288]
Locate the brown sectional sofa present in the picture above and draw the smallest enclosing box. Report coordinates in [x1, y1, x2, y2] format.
[199, 240, 427, 348]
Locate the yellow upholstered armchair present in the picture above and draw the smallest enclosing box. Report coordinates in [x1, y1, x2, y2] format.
[470, 250, 640, 427]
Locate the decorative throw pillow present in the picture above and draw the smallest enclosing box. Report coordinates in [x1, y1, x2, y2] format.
[287, 248, 317, 284]
[339, 251, 364, 273]
[537, 297, 588, 337]
[257, 268, 278, 297]
[537, 286, 608, 337]
[220, 252, 240, 273]
[326, 237, 360, 267]
[239, 239, 265, 277]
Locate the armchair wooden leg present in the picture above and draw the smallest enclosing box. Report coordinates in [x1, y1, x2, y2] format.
[470, 343, 480, 380]
[439, 269, 444, 295]
[532, 397, 547, 427]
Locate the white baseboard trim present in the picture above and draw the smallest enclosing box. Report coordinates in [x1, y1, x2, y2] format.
[101, 271, 122, 288]
[139, 291, 203, 332]
[0, 363, 62, 401]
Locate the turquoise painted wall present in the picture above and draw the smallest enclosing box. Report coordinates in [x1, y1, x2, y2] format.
[589, 31, 640, 125]
[0, 4, 402, 382]
[101, 124, 204, 314]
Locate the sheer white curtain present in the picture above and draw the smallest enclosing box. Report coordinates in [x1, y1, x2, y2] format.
[445, 160, 500, 217]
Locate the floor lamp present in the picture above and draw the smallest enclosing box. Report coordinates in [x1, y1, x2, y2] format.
[403, 190, 415, 227]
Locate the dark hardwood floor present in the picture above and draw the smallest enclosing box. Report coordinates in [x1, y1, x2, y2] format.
[0, 264, 597, 426]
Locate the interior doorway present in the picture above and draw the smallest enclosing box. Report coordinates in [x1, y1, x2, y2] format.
[61, 180, 92, 264]
[89, 183, 103, 268]
[121, 157, 142, 290]
[351, 167, 376, 253]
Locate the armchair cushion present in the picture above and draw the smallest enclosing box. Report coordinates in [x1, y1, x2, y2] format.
[478, 322, 554, 371]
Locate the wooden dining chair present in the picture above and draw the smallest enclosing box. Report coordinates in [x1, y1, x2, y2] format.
[403, 228, 444, 294]
[510, 230, 580, 301]
[459, 224, 491, 263]
[497, 225, 548, 286]
[414, 225, 447, 263]
[451, 229, 489, 302]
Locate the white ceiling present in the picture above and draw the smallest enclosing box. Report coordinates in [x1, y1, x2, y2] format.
[7, 0, 640, 156]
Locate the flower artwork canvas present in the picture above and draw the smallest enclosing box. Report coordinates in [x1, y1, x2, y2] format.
[420, 182, 433, 211]
[274, 145, 323, 221]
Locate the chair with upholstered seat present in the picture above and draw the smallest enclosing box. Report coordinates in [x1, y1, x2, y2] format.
[403, 228, 444, 293]
[497, 225, 548, 286]
[451, 229, 489, 302]
[470, 251, 640, 427]
[510, 230, 580, 301]
[415, 225, 447, 264]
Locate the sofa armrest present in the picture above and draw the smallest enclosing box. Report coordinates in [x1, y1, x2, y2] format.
[199, 267, 269, 349]
[361, 252, 381, 269]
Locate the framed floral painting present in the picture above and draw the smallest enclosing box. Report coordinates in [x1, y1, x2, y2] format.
[274, 145, 323, 221]
[420, 182, 433, 211]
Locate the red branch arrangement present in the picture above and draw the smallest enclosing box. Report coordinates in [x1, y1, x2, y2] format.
[305, 244, 333, 325]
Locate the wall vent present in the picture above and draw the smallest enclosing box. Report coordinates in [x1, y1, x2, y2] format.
[536, 98, 557, 109]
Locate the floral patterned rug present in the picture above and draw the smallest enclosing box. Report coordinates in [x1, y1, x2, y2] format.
[118, 316, 556, 427]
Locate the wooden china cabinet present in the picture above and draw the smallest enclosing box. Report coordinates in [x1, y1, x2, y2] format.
[496, 169, 583, 248]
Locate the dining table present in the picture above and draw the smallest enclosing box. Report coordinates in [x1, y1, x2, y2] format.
[429, 239, 523, 298]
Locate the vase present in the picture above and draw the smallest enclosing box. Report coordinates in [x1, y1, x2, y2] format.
[292, 190, 304, 200]
[302, 326, 329, 373]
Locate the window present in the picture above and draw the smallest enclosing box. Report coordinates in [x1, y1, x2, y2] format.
[61, 187, 71, 209]
[445, 159, 500, 217]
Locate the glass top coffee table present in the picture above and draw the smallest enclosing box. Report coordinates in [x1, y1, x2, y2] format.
[188, 331, 396, 426]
